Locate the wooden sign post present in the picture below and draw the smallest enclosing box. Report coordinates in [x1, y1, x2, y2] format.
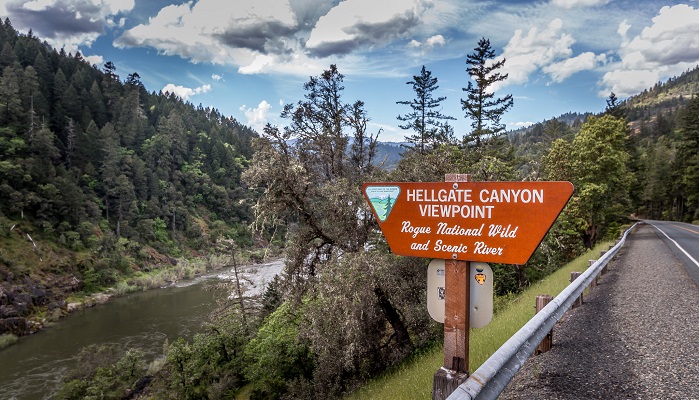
[434, 174, 471, 399]
[362, 176, 574, 400]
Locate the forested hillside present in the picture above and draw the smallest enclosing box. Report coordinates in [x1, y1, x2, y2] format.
[0, 18, 259, 333]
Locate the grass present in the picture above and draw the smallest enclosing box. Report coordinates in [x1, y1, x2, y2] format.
[346, 240, 615, 400]
[0, 333, 19, 349]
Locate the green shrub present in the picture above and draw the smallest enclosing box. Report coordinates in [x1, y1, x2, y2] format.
[0, 333, 18, 349]
[160, 327, 246, 399]
[56, 345, 146, 400]
[244, 301, 314, 399]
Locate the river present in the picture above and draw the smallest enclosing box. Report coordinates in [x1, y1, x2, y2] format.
[0, 259, 284, 400]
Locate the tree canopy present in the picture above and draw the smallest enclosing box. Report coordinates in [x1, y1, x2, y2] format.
[461, 37, 513, 148]
[397, 65, 455, 154]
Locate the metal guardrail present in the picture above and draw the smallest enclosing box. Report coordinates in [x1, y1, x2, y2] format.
[447, 222, 640, 400]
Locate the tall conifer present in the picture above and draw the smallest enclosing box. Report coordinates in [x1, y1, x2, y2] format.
[461, 37, 513, 148]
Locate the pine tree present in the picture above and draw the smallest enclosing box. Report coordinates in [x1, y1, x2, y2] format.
[605, 92, 626, 119]
[396, 65, 455, 154]
[461, 37, 513, 148]
[0, 63, 22, 126]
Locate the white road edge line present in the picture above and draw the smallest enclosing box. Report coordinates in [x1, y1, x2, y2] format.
[651, 223, 699, 269]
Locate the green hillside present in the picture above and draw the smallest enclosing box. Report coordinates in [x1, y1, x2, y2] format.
[0, 18, 265, 335]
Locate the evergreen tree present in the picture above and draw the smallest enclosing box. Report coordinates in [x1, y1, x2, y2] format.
[542, 117, 571, 144]
[461, 37, 513, 148]
[0, 63, 22, 126]
[396, 65, 455, 154]
[0, 42, 18, 68]
[605, 92, 626, 119]
[677, 95, 699, 220]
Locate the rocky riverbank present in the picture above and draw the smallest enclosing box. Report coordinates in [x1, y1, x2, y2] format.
[0, 269, 82, 336]
[1, 251, 283, 339]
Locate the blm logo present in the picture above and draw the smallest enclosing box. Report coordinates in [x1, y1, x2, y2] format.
[364, 185, 401, 222]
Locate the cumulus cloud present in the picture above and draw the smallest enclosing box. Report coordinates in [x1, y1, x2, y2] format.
[212, 74, 223, 82]
[83, 54, 104, 67]
[240, 101, 272, 132]
[495, 18, 575, 90]
[3, 0, 134, 53]
[6, 0, 444, 78]
[600, 4, 699, 97]
[551, 0, 609, 8]
[617, 20, 631, 47]
[305, 0, 425, 57]
[406, 34, 446, 53]
[115, 0, 298, 67]
[543, 52, 606, 83]
[162, 83, 212, 101]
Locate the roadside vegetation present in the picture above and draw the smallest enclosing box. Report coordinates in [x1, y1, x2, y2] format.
[346, 240, 615, 399]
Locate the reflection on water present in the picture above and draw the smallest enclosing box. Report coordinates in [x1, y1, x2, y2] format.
[0, 260, 283, 400]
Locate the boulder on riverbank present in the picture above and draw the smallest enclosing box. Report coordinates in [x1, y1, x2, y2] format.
[0, 270, 80, 336]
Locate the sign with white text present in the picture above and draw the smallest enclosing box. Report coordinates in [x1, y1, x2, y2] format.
[363, 181, 574, 264]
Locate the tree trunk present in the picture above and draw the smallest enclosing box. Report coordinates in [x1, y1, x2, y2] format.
[374, 286, 412, 351]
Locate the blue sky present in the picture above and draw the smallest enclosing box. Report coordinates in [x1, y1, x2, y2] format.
[3, 0, 699, 142]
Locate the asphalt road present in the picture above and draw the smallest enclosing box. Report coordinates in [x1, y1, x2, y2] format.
[647, 220, 699, 287]
[500, 222, 699, 399]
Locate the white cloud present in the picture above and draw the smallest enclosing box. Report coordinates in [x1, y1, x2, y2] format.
[495, 18, 575, 90]
[426, 35, 446, 47]
[212, 74, 223, 82]
[407, 39, 421, 48]
[600, 4, 699, 97]
[306, 0, 425, 57]
[406, 34, 447, 54]
[543, 52, 606, 83]
[5, 0, 135, 53]
[116, 0, 298, 69]
[162, 83, 212, 101]
[240, 100, 272, 132]
[22, 0, 56, 12]
[104, 0, 134, 15]
[509, 121, 535, 129]
[550, 0, 609, 9]
[617, 20, 631, 47]
[84, 54, 104, 67]
[599, 70, 659, 98]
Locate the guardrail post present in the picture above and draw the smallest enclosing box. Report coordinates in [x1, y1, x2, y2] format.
[600, 250, 608, 274]
[570, 272, 583, 308]
[535, 295, 553, 354]
[588, 260, 598, 288]
[592, 258, 605, 276]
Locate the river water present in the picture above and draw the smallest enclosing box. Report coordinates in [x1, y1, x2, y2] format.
[0, 259, 284, 400]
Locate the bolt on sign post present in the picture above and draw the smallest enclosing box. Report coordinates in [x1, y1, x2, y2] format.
[362, 176, 573, 400]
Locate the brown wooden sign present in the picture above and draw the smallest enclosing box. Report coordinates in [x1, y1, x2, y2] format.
[362, 181, 574, 265]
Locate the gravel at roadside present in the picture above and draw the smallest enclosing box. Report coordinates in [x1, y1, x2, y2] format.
[499, 223, 699, 399]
